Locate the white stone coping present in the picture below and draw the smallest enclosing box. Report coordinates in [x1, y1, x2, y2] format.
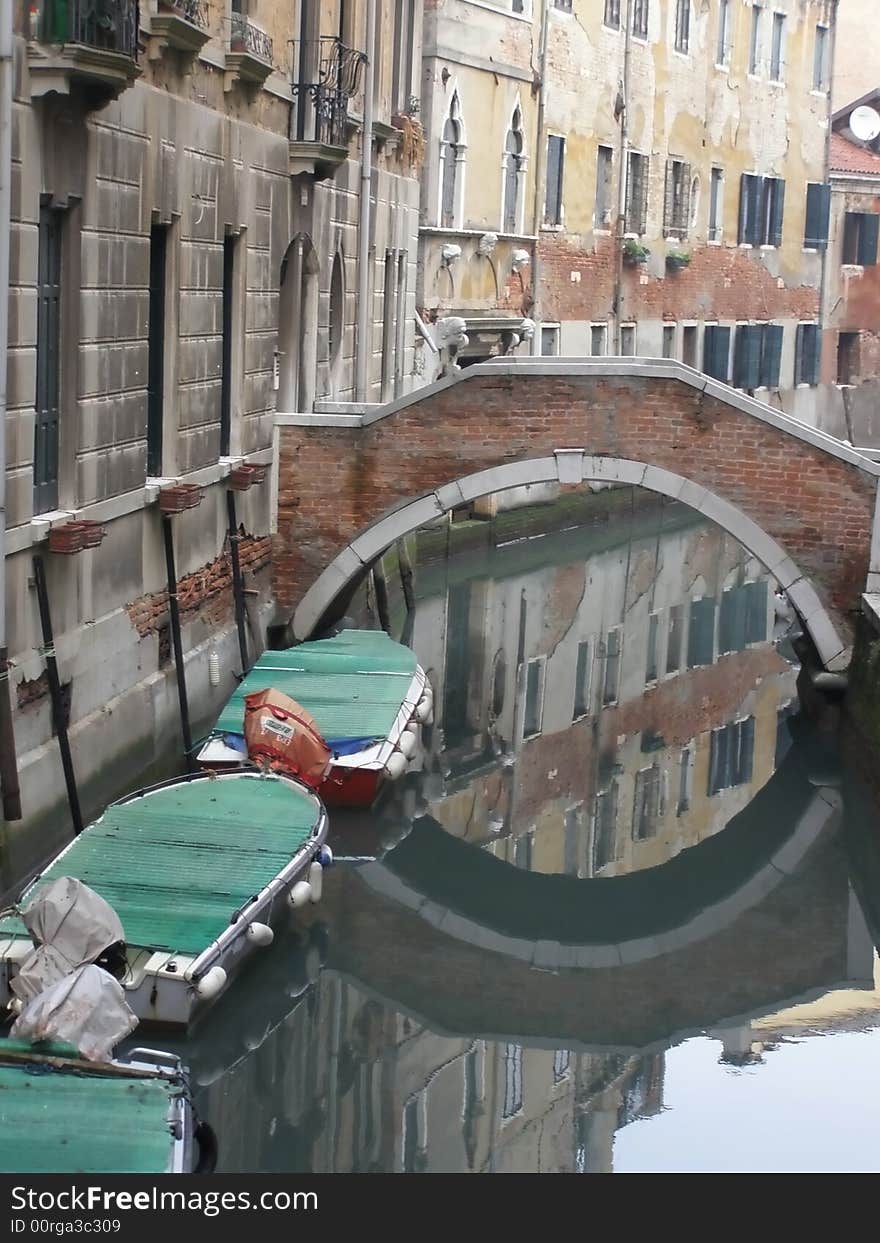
[4, 446, 274, 556]
[278, 357, 880, 475]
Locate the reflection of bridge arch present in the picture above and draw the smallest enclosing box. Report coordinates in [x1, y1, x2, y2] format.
[359, 746, 840, 969]
[322, 745, 876, 1052]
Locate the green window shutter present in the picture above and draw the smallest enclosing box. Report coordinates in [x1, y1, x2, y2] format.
[804, 183, 830, 249]
[759, 324, 783, 387]
[858, 213, 879, 265]
[704, 325, 730, 382]
[769, 178, 785, 246]
[739, 173, 760, 244]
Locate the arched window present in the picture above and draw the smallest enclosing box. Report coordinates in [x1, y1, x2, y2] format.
[329, 251, 344, 369]
[440, 92, 464, 228]
[503, 107, 525, 233]
[278, 235, 319, 413]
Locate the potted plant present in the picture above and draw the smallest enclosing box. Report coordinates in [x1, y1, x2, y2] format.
[622, 238, 650, 265]
[666, 248, 691, 271]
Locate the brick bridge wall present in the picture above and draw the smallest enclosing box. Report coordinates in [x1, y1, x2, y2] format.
[275, 364, 880, 662]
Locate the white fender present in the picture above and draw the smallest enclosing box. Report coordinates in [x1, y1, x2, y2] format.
[399, 729, 418, 758]
[308, 860, 323, 902]
[245, 921, 274, 947]
[385, 751, 407, 780]
[288, 880, 312, 909]
[194, 965, 227, 1001]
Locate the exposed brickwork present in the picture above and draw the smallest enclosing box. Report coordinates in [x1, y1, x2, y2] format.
[16, 671, 49, 711]
[127, 534, 271, 638]
[274, 373, 877, 639]
[538, 234, 821, 325]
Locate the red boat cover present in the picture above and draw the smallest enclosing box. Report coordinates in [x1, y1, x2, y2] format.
[243, 688, 332, 789]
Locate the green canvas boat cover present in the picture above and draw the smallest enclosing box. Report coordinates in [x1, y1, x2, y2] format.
[213, 629, 419, 742]
[0, 773, 320, 957]
[0, 1040, 181, 1173]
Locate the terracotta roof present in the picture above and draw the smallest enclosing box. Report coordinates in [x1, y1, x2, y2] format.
[830, 132, 880, 177]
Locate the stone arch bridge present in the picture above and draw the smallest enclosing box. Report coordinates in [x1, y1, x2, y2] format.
[273, 359, 880, 670]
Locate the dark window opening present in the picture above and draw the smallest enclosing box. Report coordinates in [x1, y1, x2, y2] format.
[738, 174, 785, 246]
[795, 322, 821, 386]
[220, 233, 238, 457]
[687, 598, 715, 668]
[147, 223, 168, 478]
[842, 212, 879, 266]
[545, 135, 565, 226]
[708, 718, 756, 795]
[664, 158, 691, 237]
[34, 202, 64, 515]
[837, 331, 859, 385]
[626, 152, 649, 235]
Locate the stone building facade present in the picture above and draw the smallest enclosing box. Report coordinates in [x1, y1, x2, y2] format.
[2, 0, 422, 867]
[417, 1, 839, 429]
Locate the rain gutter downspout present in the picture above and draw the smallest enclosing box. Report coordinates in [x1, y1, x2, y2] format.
[355, 0, 376, 402]
[819, 1, 839, 424]
[0, 4, 20, 822]
[613, 0, 633, 354]
[530, 0, 550, 353]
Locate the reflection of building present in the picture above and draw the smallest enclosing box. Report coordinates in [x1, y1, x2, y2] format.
[412, 492, 798, 882]
[194, 968, 664, 1174]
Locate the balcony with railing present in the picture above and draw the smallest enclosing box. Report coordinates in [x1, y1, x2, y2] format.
[149, 0, 210, 58]
[26, 0, 141, 103]
[289, 37, 366, 179]
[225, 11, 274, 88]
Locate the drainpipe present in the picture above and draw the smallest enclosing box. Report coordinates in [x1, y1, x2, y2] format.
[0, 1, 21, 822]
[818, 0, 839, 418]
[613, 0, 633, 354]
[355, 0, 376, 402]
[529, 0, 550, 352]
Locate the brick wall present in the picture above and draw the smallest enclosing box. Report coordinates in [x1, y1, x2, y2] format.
[274, 372, 877, 632]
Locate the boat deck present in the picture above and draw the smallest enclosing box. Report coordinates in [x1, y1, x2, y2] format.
[212, 629, 419, 745]
[0, 772, 322, 959]
[0, 1041, 185, 1173]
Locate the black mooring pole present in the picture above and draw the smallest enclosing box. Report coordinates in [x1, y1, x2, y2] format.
[226, 490, 249, 674]
[32, 555, 83, 835]
[161, 515, 195, 771]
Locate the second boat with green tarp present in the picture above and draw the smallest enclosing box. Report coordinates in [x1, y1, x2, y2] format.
[197, 629, 433, 807]
[0, 769, 329, 1028]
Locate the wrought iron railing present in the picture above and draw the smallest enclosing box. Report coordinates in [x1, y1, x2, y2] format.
[39, 0, 140, 57]
[230, 12, 273, 64]
[290, 37, 366, 146]
[161, 0, 208, 29]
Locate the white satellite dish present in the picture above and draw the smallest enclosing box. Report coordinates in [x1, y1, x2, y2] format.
[849, 105, 880, 143]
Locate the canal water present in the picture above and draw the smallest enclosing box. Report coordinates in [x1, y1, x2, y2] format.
[163, 489, 880, 1170]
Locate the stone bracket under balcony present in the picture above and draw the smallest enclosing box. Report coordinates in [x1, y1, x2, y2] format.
[147, 10, 211, 61]
[26, 42, 140, 103]
[224, 49, 273, 90]
[288, 140, 348, 180]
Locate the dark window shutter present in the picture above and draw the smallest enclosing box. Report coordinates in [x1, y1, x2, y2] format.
[663, 159, 674, 234]
[739, 173, 760, 244]
[681, 162, 692, 235]
[804, 183, 830, 249]
[734, 324, 761, 388]
[769, 178, 785, 246]
[545, 136, 563, 224]
[760, 324, 783, 387]
[704, 325, 730, 382]
[858, 213, 879, 265]
[638, 155, 649, 232]
[809, 324, 821, 384]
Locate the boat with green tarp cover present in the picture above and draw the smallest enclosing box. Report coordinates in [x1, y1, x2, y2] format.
[0, 770, 328, 1028]
[0, 1040, 208, 1172]
[197, 629, 433, 807]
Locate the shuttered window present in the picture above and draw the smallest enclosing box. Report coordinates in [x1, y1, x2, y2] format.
[545, 135, 565, 226]
[708, 718, 756, 795]
[804, 183, 831, 249]
[719, 581, 767, 654]
[795, 322, 821, 386]
[703, 325, 731, 382]
[674, 0, 690, 52]
[604, 0, 621, 29]
[687, 598, 715, 668]
[734, 323, 782, 389]
[632, 766, 663, 841]
[626, 152, 649, 234]
[632, 0, 649, 38]
[663, 158, 691, 237]
[147, 224, 168, 478]
[739, 174, 785, 246]
[593, 782, 619, 871]
[842, 212, 880, 266]
[34, 203, 64, 515]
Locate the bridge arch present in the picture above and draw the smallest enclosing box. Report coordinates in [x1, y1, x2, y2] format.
[277, 359, 880, 670]
[293, 453, 848, 668]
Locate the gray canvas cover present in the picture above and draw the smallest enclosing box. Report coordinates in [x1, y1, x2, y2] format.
[11, 964, 137, 1062]
[12, 877, 125, 1004]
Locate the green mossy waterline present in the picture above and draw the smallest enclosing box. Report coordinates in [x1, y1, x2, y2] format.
[844, 614, 880, 758]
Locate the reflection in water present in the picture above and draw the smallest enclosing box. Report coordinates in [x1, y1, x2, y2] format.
[179, 488, 880, 1172]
